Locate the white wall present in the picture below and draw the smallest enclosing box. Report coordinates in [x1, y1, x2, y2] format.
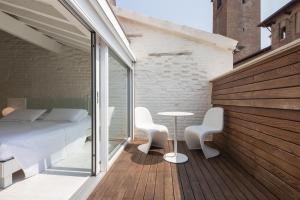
[119, 18, 233, 140]
[0, 30, 91, 114]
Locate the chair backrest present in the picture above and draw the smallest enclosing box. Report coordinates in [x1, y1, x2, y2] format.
[135, 107, 153, 127]
[203, 107, 224, 131]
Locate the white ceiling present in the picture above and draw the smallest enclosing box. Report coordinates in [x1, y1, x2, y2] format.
[0, 0, 91, 52]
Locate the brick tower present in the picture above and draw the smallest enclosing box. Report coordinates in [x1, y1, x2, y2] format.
[212, 0, 261, 63]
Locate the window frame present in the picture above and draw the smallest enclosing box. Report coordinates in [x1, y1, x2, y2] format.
[217, 0, 222, 10]
[279, 20, 287, 41]
[295, 11, 300, 34]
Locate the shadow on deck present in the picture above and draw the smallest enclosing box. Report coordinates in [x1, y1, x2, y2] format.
[88, 141, 276, 200]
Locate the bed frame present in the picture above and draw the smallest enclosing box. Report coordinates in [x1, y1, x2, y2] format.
[0, 159, 21, 188]
[0, 134, 88, 189]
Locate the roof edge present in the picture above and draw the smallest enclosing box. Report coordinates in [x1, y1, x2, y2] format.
[113, 6, 238, 51]
[259, 0, 298, 27]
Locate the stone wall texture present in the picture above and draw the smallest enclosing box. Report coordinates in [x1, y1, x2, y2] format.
[270, 3, 300, 49]
[212, 0, 261, 63]
[119, 18, 234, 140]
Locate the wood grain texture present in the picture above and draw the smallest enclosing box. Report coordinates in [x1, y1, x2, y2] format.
[212, 45, 300, 199]
[88, 141, 275, 200]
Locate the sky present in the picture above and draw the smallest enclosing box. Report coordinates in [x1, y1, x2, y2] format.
[118, 0, 291, 48]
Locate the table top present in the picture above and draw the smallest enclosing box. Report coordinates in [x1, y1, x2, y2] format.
[157, 112, 194, 117]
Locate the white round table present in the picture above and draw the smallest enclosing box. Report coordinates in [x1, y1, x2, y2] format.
[157, 112, 194, 164]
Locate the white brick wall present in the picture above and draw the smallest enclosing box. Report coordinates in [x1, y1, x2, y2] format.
[120, 18, 234, 140]
[0, 30, 91, 114]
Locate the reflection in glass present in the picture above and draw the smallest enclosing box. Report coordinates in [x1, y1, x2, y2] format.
[108, 50, 129, 157]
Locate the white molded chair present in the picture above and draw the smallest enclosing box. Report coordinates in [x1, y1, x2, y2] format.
[135, 107, 168, 154]
[184, 107, 224, 159]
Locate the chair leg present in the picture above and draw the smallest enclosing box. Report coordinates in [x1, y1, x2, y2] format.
[138, 132, 152, 154]
[200, 134, 220, 159]
[137, 143, 151, 154]
[185, 130, 201, 149]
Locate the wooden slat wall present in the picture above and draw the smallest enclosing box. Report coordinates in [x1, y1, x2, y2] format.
[211, 44, 300, 200]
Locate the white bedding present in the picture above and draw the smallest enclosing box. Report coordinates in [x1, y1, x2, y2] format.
[0, 117, 91, 177]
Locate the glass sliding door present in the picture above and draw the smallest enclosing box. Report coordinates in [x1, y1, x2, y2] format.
[108, 49, 130, 157]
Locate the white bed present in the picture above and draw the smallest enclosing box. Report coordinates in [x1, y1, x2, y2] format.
[0, 116, 91, 188]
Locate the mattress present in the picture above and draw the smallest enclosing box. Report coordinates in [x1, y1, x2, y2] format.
[0, 117, 91, 176]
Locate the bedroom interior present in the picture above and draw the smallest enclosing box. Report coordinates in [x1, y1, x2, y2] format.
[0, 28, 93, 190]
[0, 1, 95, 198]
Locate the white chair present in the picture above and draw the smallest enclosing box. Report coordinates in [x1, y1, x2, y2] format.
[135, 107, 168, 154]
[184, 107, 224, 159]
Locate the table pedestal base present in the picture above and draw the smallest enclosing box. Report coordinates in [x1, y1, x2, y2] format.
[163, 152, 188, 163]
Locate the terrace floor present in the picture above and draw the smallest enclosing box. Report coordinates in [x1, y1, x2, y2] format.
[89, 141, 277, 200]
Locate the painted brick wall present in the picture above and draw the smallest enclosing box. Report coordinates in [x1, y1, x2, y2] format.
[119, 18, 234, 140]
[0, 30, 91, 114]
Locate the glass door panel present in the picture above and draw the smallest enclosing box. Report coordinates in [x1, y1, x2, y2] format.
[108, 50, 129, 157]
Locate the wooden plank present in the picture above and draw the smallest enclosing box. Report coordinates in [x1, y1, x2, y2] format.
[219, 105, 300, 122]
[169, 141, 184, 200]
[226, 111, 300, 133]
[223, 128, 300, 191]
[223, 131, 300, 180]
[88, 144, 136, 200]
[213, 62, 300, 91]
[89, 142, 283, 200]
[225, 122, 300, 168]
[213, 98, 300, 110]
[181, 143, 215, 200]
[221, 140, 295, 200]
[225, 118, 300, 157]
[144, 151, 159, 200]
[190, 149, 226, 200]
[224, 113, 300, 146]
[214, 86, 300, 100]
[106, 148, 144, 200]
[177, 159, 196, 200]
[178, 143, 204, 200]
[213, 74, 300, 96]
[213, 47, 300, 86]
[198, 153, 237, 200]
[214, 139, 278, 200]
[208, 158, 247, 200]
[154, 148, 165, 200]
[103, 146, 138, 199]
[222, 132, 300, 198]
[219, 155, 277, 200]
[122, 145, 147, 199]
[133, 152, 154, 200]
[214, 158, 259, 200]
[163, 141, 174, 200]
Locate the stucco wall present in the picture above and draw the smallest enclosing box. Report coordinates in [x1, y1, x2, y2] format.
[119, 18, 234, 140]
[0, 30, 91, 115]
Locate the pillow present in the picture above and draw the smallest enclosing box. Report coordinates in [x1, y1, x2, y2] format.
[43, 108, 88, 122]
[0, 109, 47, 122]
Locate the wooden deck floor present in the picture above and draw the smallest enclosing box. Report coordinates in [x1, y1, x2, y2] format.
[88, 141, 277, 200]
